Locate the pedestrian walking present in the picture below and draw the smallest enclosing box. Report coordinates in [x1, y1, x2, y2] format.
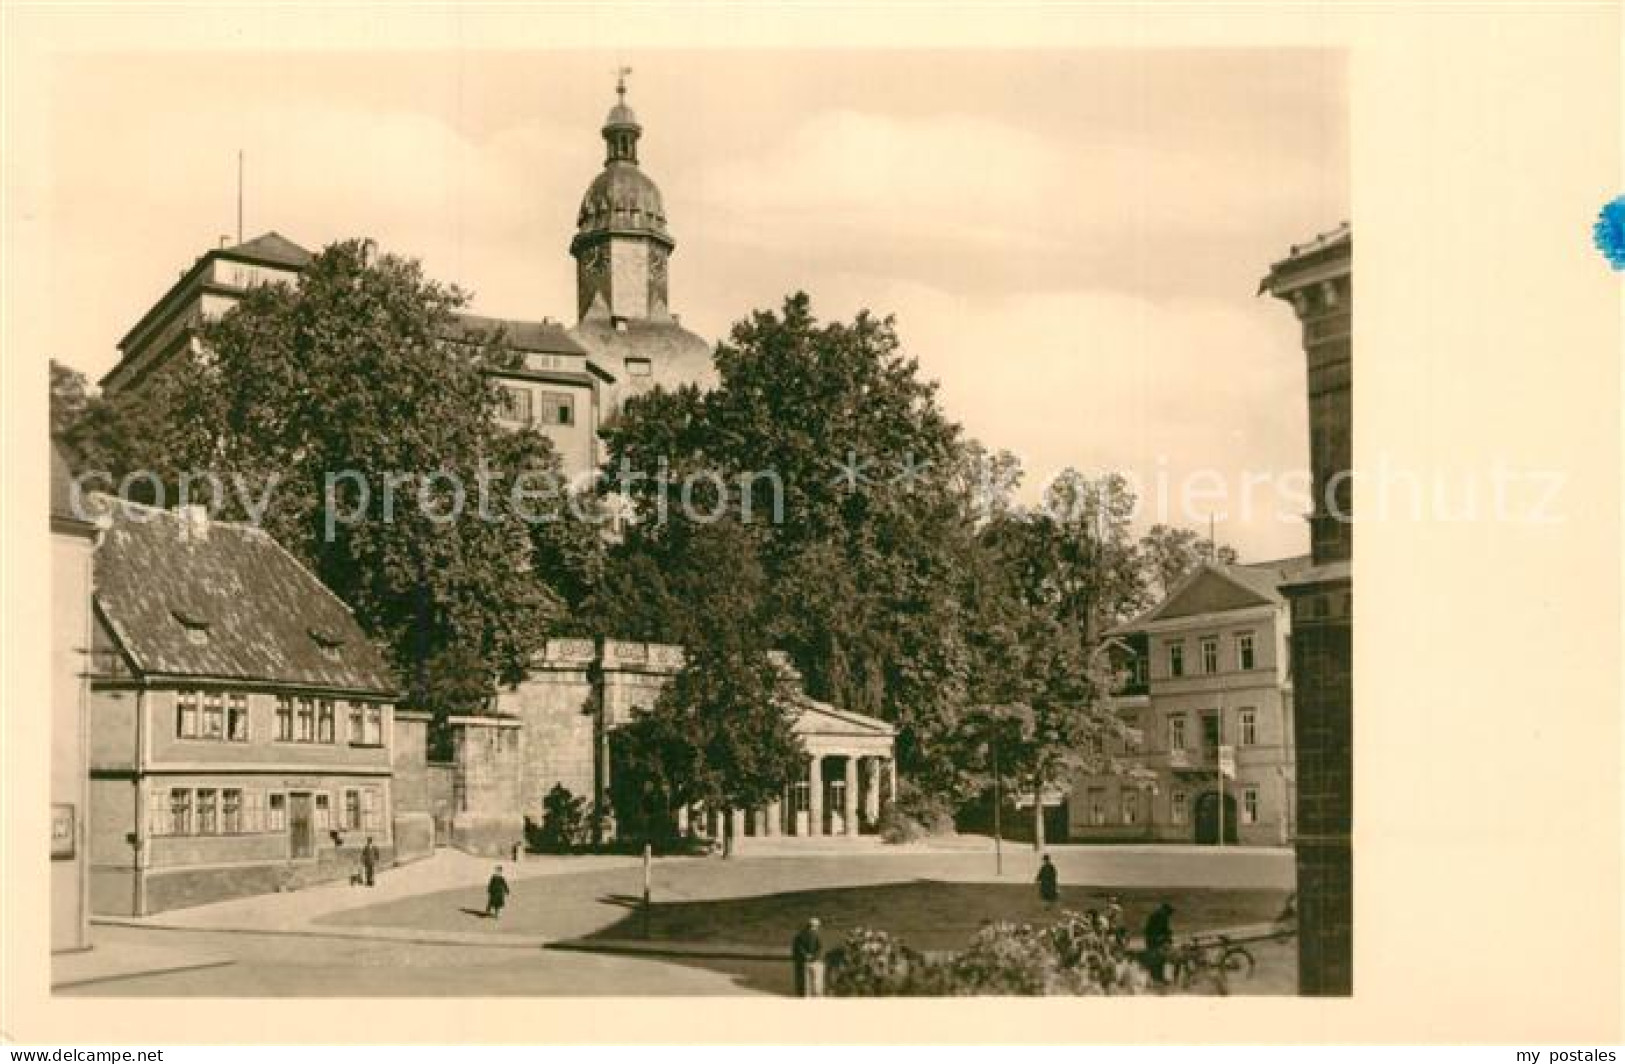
[360, 837, 379, 887]
[1036, 854, 1059, 907]
[1143, 901, 1175, 985]
[485, 865, 511, 921]
[791, 917, 825, 997]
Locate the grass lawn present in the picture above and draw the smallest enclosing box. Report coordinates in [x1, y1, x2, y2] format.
[585, 880, 1288, 953]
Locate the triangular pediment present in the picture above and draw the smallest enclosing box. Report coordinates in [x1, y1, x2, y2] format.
[1147, 566, 1274, 622]
[787, 698, 896, 738]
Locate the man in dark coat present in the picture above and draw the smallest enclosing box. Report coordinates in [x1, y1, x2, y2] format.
[1036, 854, 1059, 906]
[791, 917, 825, 997]
[485, 865, 511, 921]
[1143, 901, 1175, 984]
[360, 837, 379, 887]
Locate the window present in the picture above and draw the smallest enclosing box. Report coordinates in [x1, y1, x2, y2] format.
[275, 696, 294, 741]
[1237, 632, 1256, 671]
[1170, 715, 1187, 752]
[197, 789, 219, 835]
[1201, 637, 1218, 675]
[314, 793, 331, 832]
[1122, 788, 1139, 825]
[539, 391, 575, 427]
[359, 703, 383, 746]
[222, 789, 242, 834]
[1168, 642, 1185, 678]
[1202, 712, 1222, 749]
[344, 790, 362, 831]
[177, 690, 200, 738]
[226, 693, 249, 742]
[626, 357, 652, 378]
[296, 697, 315, 743]
[1132, 656, 1149, 687]
[362, 788, 381, 831]
[1240, 708, 1258, 746]
[1172, 791, 1188, 825]
[792, 780, 810, 813]
[1088, 788, 1107, 826]
[500, 384, 534, 425]
[201, 691, 225, 739]
[1243, 787, 1259, 825]
[348, 701, 365, 744]
[267, 793, 287, 832]
[169, 789, 193, 835]
[317, 699, 336, 744]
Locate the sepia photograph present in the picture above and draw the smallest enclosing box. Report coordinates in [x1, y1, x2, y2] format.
[41, 44, 1347, 1000]
[4, 0, 1620, 1051]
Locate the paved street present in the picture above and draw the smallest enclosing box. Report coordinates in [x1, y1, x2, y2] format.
[70, 842, 1294, 996]
[63, 924, 772, 996]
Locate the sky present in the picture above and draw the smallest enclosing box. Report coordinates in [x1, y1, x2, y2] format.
[39, 49, 1346, 561]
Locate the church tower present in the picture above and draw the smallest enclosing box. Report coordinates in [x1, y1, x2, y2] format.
[566, 72, 715, 414]
[570, 71, 674, 323]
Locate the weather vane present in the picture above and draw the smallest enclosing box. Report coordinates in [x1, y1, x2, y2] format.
[615, 65, 633, 100]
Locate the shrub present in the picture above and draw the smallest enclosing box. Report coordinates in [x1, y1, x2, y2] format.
[532, 783, 590, 852]
[878, 782, 958, 844]
[828, 911, 1147, 997]
[827, 928, 923, 997]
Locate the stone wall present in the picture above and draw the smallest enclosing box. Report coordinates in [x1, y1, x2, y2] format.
[391, 710, 434, 863]
[448, 716, 524, 857]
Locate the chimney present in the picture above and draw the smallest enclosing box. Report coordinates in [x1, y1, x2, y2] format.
[177, 504, 210, 542]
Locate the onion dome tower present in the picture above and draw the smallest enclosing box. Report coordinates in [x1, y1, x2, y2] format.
[566, 70, 716, 412]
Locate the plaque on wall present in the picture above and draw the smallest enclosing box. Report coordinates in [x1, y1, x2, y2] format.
[51, 803, 75, 859]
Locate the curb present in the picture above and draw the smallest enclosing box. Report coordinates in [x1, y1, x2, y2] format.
[548, 938, 785, 963]
[54, 957, 236, 991]
[91, 917, 551, 950]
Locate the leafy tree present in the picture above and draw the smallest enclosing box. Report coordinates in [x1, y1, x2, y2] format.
[606, 520, 805, 855]
[601, 293, 983, 799]
[64, 239, 578, 719]
[49, 360, 91, 441]
[1137, 523, 1240, 601]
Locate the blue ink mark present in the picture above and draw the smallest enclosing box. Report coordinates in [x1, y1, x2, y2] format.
[1594, 196, 1625, 269]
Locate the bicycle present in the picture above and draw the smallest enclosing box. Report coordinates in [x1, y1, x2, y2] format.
[1167, 934, 1256, 995]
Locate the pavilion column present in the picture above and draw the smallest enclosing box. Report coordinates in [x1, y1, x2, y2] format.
[864, 756, 882, 824]
[844, 755, 860, 837]
[808, 756, 824, 836]
[726, 808, 742, 843]
[887, 758, 898, 808]
[766, 799, 781, 837]
[676, 804, 690, 837]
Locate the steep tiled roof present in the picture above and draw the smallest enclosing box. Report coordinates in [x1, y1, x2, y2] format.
[1221, 555, 1316, 604]
[91, 497, 397, 695]
[446, 312, 587, 356]
[222, 231, 314, 270]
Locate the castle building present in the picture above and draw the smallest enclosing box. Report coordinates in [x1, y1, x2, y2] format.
[1261, 222, 1353, 996]
[1069, 557, 1308, 847]
[98, 76, 715, 483]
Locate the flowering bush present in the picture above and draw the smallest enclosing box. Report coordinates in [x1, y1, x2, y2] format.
[825, 909, 1144, 994]
[828, 911, 1147, 997]
[826, 928, 922, 996]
